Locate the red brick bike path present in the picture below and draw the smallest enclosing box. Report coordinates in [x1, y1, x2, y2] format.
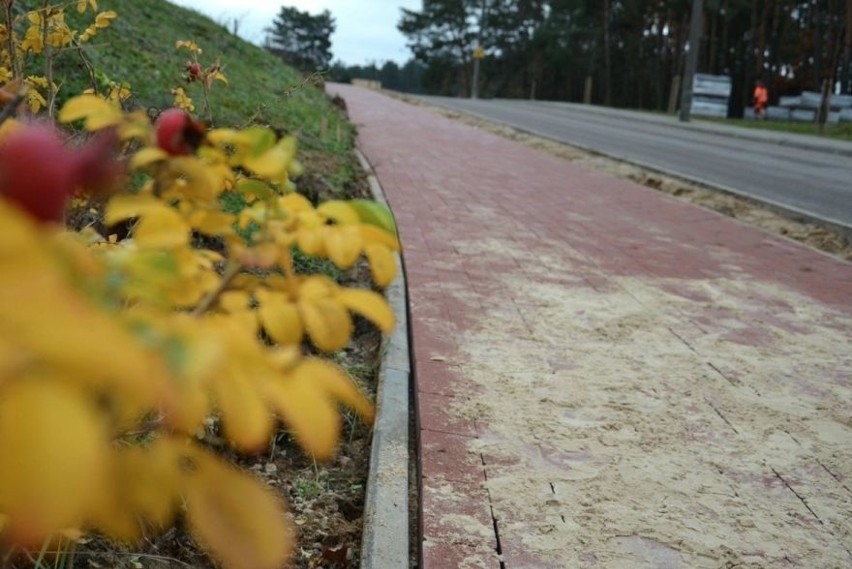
[328, 84, 852, 568]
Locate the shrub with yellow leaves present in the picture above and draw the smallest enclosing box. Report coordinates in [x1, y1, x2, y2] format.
[0, 88, 398, 569]
[1, 1, 118, 116]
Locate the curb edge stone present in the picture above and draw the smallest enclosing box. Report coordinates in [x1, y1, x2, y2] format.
[356, 149, 412, 569]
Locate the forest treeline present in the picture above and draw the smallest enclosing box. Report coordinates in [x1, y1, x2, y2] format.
[329, 1, 851, 118]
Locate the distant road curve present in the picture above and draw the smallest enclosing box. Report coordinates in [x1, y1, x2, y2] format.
[416, 96, 852, 231]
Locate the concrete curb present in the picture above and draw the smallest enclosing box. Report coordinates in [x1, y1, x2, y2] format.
[355, 148, 412, 569]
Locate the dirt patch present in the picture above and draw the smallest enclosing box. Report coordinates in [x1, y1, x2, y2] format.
[391, 92, 852, 263]
[441, 235, 852, 567]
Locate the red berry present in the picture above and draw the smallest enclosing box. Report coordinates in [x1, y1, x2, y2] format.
[186, 61, 202, 81]
[0, 124, 76, 223]
[71, 128, 124, 196]
[155, 108, 205, 156]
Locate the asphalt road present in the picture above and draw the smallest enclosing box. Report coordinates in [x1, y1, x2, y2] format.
[416, 96, 852, 230]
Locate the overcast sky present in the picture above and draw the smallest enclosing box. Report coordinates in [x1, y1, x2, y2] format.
[168, 0, 421, 65]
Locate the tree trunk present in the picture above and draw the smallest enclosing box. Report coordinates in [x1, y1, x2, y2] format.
[767, 0, 784, 97]
[656, 28, 665, 109]
[721, 0, 730, 75]
[742, 1, 759, 112]
[603, 0, 613, 106]
[584, 75, 593, 104]
[818, 77, 831, 132]
[757, 0, 771, 80]
[818, 0, 845, 131]
[709, 3, 718, 73]
[813, 2, 823, 91]
[842, 0, 852, 93]
[668, 74, 682, 113]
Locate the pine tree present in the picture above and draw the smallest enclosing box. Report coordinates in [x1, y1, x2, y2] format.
[265, 6, 335, 71]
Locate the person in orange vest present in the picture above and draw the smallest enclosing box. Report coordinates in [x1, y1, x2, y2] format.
[753, 81, 768, 119]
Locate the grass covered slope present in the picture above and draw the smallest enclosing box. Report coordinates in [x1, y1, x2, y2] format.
[60, 0, 360, 195]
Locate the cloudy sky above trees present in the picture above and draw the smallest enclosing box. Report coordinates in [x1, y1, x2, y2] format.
[169, 0, 421, 65]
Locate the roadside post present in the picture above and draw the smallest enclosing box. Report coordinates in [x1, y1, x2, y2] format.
[472, 45, 485, 99]
[679, 0, 704, 122]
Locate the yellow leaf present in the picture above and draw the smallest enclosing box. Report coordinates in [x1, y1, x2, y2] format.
[257, 289, 304, 346]
[317, 200, 360, 225]
[0, 117, 23, 142]
[25, 87, 45, 113]
[104, 194, 162, 225]
[175, 40, 202, 54]
[0, 264, 175, 413]
[95, 10, 117, 28]
[182, 445, 293, 569]
[164, 372, 209, 435]
[280, 192, 313, 213]
[0, 379, 109, 546]
[25, 75, 48, 89]
[364, 244, 397, 287]
[168, 282, 213, 309]
[337, 288, 395, 333]
[78, 0, 97, 13]
[58, 94, 122, 131]
[325, 225, 363, 269]
[211, 369, 274, 453]
[298, 275, 337, 301]
[207, 128, 238, 145]
[299, 359, 375, 424]
[0, 341, 29, 388]
[236, 243, 279, 268]
[219, 290, 250, 313]
[164, 316, 226, 384]
[90, 438, 182, 542]
[199, 249, 225, 265]
[134, 207, 189, 249]
[297, 228, 325, 257]
[242, 141, 294, 180]
[131, 147, 168, 168]
[171, 86, 195, 112]
[190, 210, 235, 236]
[299, 297, 352, 352]
[264, 371, 340, 460]
[169, 157, 222, 201]
[268, 346, 301, 371]
[118, 109, 152, 141]
[361, 224, 400, 251]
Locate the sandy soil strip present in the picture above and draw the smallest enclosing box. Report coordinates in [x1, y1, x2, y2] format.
[442, 235, 851, 568]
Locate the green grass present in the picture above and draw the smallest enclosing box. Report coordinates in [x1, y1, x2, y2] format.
[291, 246, 343, 280]
[293, 477, 325, 501]
[50, 0, 356, 159]
[697, 116, 852, 141]
[601, 104, 851, 142]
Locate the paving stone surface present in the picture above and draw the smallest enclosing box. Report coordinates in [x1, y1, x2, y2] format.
[329, 84, 852, 569]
